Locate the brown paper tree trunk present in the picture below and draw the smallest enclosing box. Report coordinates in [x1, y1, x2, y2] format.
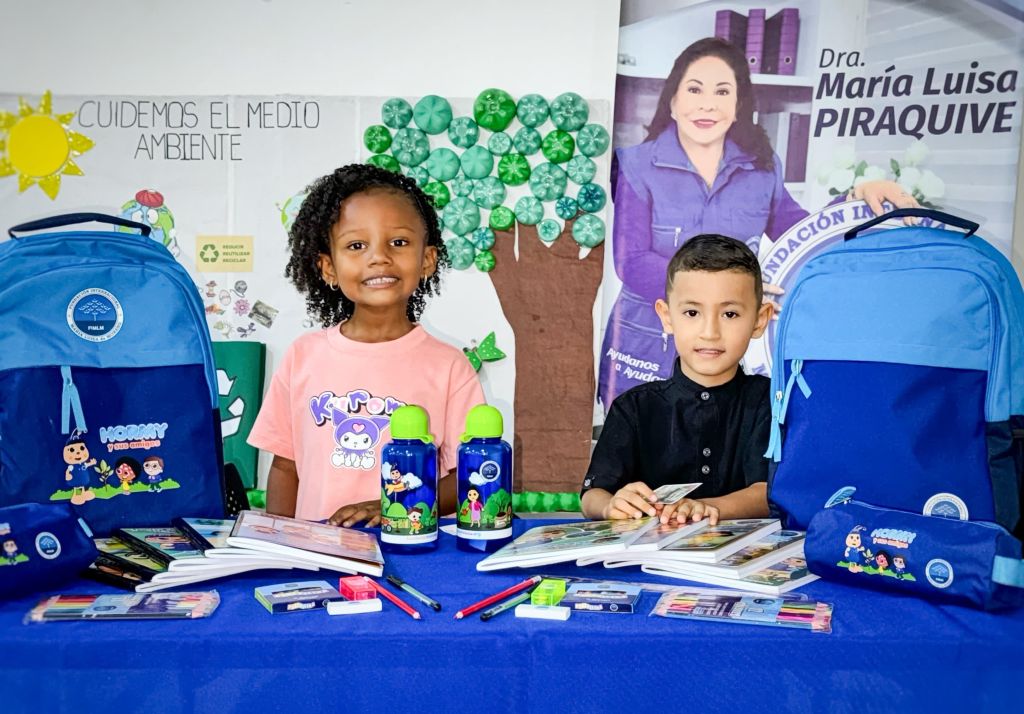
[488, 221, 605, 492]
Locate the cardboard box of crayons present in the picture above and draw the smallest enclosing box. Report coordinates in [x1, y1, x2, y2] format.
[254, 580, 345, 614]
[560, 582, 642, 613]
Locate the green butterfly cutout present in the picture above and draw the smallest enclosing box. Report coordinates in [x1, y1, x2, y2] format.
[463, 332, 506, 371]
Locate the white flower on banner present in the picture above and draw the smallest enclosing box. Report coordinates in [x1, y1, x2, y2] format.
[917, 169, 945, 200]
[815, 140, 945, 207]
[897, 166, 923, 195]
[903, 139, 930, 167]
[853, 164, 887, 187]
[826, 168, 856, 194]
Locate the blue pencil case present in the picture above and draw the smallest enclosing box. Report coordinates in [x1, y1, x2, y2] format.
[0, 502, 98, 600]
[805, 499, 1024, 610]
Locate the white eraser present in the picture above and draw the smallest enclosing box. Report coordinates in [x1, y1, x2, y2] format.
[514, 604, 571, 621]
[327, 598, 383, 616]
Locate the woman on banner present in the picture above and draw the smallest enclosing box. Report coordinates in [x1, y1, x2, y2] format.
[598, 37, 916, 410]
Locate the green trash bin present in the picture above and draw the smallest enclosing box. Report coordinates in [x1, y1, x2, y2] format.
[212, 341, 267, 490]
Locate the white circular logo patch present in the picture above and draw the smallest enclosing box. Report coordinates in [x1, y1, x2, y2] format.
[925, 559, 954, 589]
[35, 532, 62, 559]
[923, 493, 969, 521]
[67, 288, 124, 342]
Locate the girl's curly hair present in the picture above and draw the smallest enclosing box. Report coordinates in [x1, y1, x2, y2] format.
[286, 163, 449, 327]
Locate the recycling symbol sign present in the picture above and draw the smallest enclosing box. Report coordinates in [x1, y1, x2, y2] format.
[199, 243, 220, 263]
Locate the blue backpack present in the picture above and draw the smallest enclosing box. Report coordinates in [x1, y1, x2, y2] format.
[766, 208, 1024, 535]
[0, 214, 225, 535]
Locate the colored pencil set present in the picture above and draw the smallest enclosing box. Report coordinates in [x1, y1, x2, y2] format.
[27, 592, 221, 622]
[652, 591, 833, 633]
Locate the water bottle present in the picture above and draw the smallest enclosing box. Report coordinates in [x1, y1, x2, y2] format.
[456, 404, 513, 553]
[379, 405, 438, 554]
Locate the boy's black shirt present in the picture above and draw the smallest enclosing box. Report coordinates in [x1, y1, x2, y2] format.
[583, 361, 771, 500]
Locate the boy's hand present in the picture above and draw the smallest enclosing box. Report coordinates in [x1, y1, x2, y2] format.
[603, 482, 659, 520]
[660, 498, 719, 526]
[329, 500, 381, 528]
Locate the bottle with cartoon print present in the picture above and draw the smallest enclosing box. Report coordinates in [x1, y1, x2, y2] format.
[379, 405, 438, 554]
[456, 405, 513, 553]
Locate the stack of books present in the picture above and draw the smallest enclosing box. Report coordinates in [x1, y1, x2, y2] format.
[477, 518, 817, 595]
[83, 511, 384, 593]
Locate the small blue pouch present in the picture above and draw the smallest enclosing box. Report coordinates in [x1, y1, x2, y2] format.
[806, 499, 1024, 610]
[0, 502, 98, 600]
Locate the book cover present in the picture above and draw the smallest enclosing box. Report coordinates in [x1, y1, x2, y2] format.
[93, 537, 167, 579]
[560, 581, 642, 613]
[656, 519, 781, 562]
[82, 559, 147, 591]
[643, 557, 819, 596]
[227, 511, 384, 576]
[173, 517, 235, 551]
[621, 519, 707, 552]
[651, 590, 832, 632]
[785, 113, 810, 182]
[647, 530, 806, 579]
[745, 9, 767, 75]
[170, 517, 297, 568]
[476, 518, 657, 572]
[254, 580, 345, 613]
[714, 9, 748, 50]
[27, 592, 221, 621]
[115, 527, 205, 568]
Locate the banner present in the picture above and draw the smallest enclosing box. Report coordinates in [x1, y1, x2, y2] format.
[600, 0, 1024, 409]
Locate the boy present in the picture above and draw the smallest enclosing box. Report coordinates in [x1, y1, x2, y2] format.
[581, 234, 773, 525]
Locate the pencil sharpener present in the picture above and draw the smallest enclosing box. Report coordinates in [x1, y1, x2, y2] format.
[339, 576, 377, 601]
[531, 578, 567, 606]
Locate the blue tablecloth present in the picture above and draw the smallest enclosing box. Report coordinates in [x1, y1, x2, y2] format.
[2, 518, 1021, 713]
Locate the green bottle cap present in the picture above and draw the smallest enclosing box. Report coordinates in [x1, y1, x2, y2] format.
[460, 404, 504, 442]
[445, 236, 476, 270]
[389, 405, 434, 443]
[489, 205, 515, 231]
[474, 249, 496, 272]
[572, 213, 605, 248]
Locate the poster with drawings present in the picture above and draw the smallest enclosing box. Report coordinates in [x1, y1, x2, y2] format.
[0, 91, 611, 491]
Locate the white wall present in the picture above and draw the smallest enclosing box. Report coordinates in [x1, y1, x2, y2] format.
[5, 0, 620, 98]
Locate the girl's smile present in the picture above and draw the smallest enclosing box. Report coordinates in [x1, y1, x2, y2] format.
[317, 188, 438, 339]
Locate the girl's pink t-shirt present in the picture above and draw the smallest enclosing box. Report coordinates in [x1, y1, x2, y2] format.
[248, 326, 485, 521]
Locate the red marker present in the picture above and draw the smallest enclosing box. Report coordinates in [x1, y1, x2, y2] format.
[455, 575, 542, 620]
[363, 576, 420, 620]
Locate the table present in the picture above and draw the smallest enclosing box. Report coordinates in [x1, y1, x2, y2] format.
[2, 519, 1021, 713]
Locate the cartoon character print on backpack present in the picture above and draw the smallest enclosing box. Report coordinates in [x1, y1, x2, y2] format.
[59, 431, 98, 505]
[837, 525, 917, 581]
[141, 455, 168, 492]
[51, 427, 179, 502]
[0, 537, 27, 566]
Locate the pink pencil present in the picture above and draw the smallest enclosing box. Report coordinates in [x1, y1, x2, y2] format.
[455, 575, 542, 620]
[363, 576, 420, 620]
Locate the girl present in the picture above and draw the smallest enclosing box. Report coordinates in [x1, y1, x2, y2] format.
[248, 164, 484, 527]
[599, 37, 917, 408]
